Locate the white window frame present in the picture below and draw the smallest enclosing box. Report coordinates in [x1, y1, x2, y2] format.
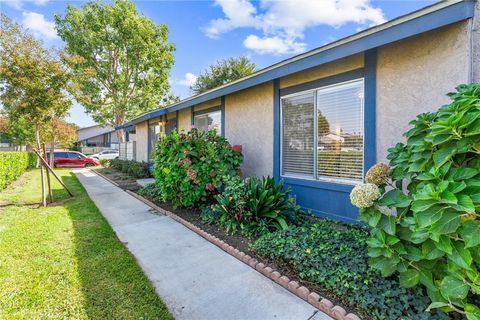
[280, 78, 365, 185]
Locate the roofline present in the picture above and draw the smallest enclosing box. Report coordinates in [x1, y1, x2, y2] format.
[118, 0, 475, 129]
[76, 129, 116, 142]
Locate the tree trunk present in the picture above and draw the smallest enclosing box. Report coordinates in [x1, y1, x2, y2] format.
[116, 127, 125, 143]
[35, 127, 46, 207]
[115, 111, 126, 143]
[43, 144, 52, 203]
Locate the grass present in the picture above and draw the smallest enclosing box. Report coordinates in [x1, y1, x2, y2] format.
[0, 169, 172, 319]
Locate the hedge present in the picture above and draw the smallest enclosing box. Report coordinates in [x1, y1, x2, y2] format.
[0, 152, 37, 190]
[109, 159, 151, 178]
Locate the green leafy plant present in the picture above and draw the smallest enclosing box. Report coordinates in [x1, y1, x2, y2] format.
[351, 83, 480, 318]
[0, 152, 36, 190]
[137, 183, 162, 201]
[99, 159, 110, 168]
[252, 220, 449, 320]
[109, 159, 150, 178]
[201, 176, 301, 238]
[153, 128, 243, 207]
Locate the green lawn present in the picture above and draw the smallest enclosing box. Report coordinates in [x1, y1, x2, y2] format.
[0, 169, 172, 319]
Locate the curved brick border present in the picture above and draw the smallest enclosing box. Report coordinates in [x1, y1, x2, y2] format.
[123, 187, 361, 320]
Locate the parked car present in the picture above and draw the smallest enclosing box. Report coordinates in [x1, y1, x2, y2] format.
[90, 149, 119, 160]
[47, 151, 100, 168]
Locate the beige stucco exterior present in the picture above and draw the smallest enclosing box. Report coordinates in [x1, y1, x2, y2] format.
[135, 121, 148, 163]
[225, 82, 274, 177]
[194, 98, 221, 112]
[177, 108, 192, 132]
[279, 54, 364, 89]
[376, 21, 471, 162]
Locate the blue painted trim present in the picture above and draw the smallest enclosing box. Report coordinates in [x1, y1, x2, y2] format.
[282, 177, 354, 193]
[220, 96, 225, 137]
[273, 79, 280, 181]
[280, 68, 364, 96]
[147, 118, 151, 163]
[119, 0, 474, 129]
[364, 49, 377, 174]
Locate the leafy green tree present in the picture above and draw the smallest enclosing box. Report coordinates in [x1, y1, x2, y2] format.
[0, 14, 72, 206]
[55, 0, 176, 141]
[191, 56, 256, 94]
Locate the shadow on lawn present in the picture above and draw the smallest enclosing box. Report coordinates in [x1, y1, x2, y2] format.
[59, 172, 171, 319]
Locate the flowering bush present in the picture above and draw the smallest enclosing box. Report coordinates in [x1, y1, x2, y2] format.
[153, 128, 243, 207]
[365, 162, 390, 185]
[350, 83, 480, 318]
[350, 183, 381, 208]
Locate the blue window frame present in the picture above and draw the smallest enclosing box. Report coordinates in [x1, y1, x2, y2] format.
[273, 50, 376, 223]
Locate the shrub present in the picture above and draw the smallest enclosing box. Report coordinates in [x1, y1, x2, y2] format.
[0, 151, 37, 190]
[109, 159, 150, 178]
[99, 159, 110, 167]
[351, 83, 480, 318]
[201, 176, 301, 238]
[252, 220, 449, 320]
[153, 129, 243, 207]
[137, 183, 162, 201]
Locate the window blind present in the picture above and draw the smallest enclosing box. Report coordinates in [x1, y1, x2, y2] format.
[280, 78, 364, 184]
[316, 80, 364, 183]
[281, 93, 315, 177]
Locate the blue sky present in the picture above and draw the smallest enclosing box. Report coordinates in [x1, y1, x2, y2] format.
[1, 0, 435, 127]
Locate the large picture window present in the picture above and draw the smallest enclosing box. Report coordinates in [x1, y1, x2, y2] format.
[193, 109, 222, 135]
[281, 78, 364, 184]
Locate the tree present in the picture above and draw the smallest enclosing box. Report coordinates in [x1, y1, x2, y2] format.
[0, 14, 72, 206]
[191, 56, 256, 94]
[55, 0, 175, 142]
[43, 119, 79, 150]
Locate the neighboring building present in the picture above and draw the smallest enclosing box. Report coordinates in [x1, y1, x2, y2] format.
[119, 0, 480, 222]
[76, 125, 119, 153]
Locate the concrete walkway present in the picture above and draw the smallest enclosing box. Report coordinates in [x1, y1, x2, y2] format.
[74, 169, 331, 320]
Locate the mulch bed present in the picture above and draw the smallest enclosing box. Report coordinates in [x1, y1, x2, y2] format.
[93, 168, 141, 191]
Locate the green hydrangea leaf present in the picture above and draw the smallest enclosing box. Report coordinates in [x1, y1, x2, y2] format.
[449, 241, 473, 270]
[440, 275, 469, 300]
[465, 303, 480, 320]
[459, 220, 480, 249]
[399, 269, 420, 288]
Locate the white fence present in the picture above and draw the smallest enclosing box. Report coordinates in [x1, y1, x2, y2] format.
[80, 144, 119, 155]
[118, 141, 136, 161]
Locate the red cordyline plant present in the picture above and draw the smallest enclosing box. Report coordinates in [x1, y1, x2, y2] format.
[350, 83, 480, 319]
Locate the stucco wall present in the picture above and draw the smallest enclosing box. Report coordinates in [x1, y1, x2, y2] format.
[279, 54, 364, 89]
[178, 108, 192, 132]
[225, 82, 273, 177]
[135, 121, 148, 163]
[194, 98, 221, 112]
[376, 21, 471, 162]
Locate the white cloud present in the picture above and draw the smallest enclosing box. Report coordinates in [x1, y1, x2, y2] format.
[4, 0, 49, 10]
[205, 0, 386, 55]
[244, 35, 305, 55]
[21, 11, 59, 40]
[176, 72, 198, 87]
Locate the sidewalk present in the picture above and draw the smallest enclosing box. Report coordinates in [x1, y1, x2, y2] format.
[74, 169, 331, 320]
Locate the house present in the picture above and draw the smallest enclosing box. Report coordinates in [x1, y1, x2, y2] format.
[76, 125, 119, 154]
[119, 0, 480, 222]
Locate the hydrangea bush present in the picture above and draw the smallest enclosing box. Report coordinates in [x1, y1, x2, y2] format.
[351, 83, 480, 318]
[153, 129, 243, 207]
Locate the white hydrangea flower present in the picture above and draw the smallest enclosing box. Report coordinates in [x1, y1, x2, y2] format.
[350, 183, 381, 208]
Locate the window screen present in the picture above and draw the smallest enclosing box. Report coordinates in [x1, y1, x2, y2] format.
[281, 92, 315, 178]
[165, 118, 177, 135]
[194, 110, 222, 135]
[280, 78, 364, 184]
[149, 123, 160, 160]
[317, 80, 364, 183]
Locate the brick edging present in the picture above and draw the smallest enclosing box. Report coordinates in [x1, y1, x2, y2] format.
[125, 189, 361, 320]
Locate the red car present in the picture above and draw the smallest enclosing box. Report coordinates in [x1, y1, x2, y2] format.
[48, 151, 100, 168]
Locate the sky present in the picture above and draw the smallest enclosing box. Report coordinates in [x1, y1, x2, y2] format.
[1, 0, 436, 127]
